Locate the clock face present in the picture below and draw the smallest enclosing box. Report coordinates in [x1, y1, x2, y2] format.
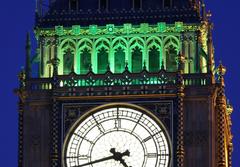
[63, 106, 171, 167]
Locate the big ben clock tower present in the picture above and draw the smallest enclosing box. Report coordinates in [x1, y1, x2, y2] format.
[16, 0, 233, 167]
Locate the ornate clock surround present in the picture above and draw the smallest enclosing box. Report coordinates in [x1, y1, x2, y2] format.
[60, 100, 175, 167]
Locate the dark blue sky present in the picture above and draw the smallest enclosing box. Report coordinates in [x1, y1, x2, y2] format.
[0, 0, 239, 166]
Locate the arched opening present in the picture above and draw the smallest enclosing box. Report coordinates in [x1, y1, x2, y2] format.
[166, 45, 178, 72]
[97, 47, 108, 74]
[132, 46, 143, 73]
[114, 47, 125, 73]
[133, 0, 141, 10]
[63, 48, 74, 74]
[80, 48, 91, 74]
[149, 46, 160, 72]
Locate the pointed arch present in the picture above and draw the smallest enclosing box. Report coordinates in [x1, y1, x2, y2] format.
[148, 45, 161, 72]
[112, 37, 128, 73]
[94, 38, 110, 49]
[77, 38, 93, 49]
[77, 39, 93, 74]
[60, 39, 76, 50]
[147, 36, 163, 72]
[163, 36, 180, 48]
[59, 40, 76, 75]
[165, 45, 178, 72]
[131, 46, 143, 73]
[97, 47, 109, 74]
[129, 37, 145, 48]
[63, 48, 74, 74]
[129, 37, 145, 73]
[93, 38, 110, 74]
[146, 36, 162, 47]
[163, 36, 180, 72]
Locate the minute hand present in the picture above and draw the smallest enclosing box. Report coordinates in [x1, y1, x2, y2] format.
[76, 155, 114, 167]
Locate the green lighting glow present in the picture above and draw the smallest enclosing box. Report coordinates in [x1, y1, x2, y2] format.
[36, 22, 209, 77]
[72, 25, 81, 35]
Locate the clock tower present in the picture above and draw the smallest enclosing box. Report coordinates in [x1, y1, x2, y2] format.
[17, 0, 233, 167]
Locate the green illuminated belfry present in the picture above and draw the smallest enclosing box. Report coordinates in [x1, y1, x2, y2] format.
[17, 0, 233, 167]
[34, 0, 213, 78]
[37, 22, 209, 77]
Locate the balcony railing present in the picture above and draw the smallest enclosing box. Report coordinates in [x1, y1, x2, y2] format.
[26, 71, 212, 92]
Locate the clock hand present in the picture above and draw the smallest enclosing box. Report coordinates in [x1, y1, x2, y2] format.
[77, 148, 131, 167]
[110, 148, 131, 167]
[77, 155, 114, 167]
[110, 148, 130, 160]
[119, 159, 131, 167]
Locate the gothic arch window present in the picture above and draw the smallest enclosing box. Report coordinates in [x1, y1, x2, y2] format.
[80, 48, 91, 74]
[63, 48, 74, 74]
[60, 40, 76, 75]
[165, 45, 178, 72]
[69, 0, 78, 10]
[164, 0, 171, 8]
[97, 47, 109, 74]
[132, 46, 143, 73]
[99, 0, 108, 10]
[113, 38, 127, 73]
[114, 47, 125, 73]
[149, 46, 160, 72]
[133, 0, 142, 10]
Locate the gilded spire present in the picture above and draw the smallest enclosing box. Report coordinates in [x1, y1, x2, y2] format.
[201, 0, 207, 21]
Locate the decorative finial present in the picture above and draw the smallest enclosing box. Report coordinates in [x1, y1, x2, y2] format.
[216, 61, 226, 86]
[226, 100, 233, 115]
[201, 0, 207, 21]
[206, 10, 212, 20]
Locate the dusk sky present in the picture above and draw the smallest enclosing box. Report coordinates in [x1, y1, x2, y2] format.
[0, 0, 239, 166]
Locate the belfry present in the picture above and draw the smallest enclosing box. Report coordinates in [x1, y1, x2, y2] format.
[16, 0, 233, 167]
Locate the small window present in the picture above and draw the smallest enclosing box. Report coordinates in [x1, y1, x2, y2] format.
[99, 0, 108, 10]
[164, 0, 171, 8]
[70, 0, 78, 10]
[133, 0, 141, 10]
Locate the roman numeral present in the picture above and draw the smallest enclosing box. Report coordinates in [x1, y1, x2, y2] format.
[146, 153, 158, 158]
[142, 131, 162, 143]
[142, 136, 152, 143]
[114, 119, 121, 129]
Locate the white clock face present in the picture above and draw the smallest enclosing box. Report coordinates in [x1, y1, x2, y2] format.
[64, 107, 170, 167]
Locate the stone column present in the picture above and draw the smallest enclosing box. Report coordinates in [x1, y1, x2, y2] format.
[50, 37, 61, 167]
[176, 53, 185, 167]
